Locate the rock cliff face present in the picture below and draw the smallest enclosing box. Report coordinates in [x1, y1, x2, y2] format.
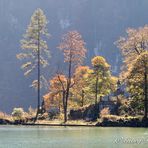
[0, 0, 148, 112]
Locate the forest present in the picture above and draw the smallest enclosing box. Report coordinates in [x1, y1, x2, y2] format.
[0, 8, 147, 127]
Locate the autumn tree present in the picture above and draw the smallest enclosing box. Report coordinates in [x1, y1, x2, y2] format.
[127, 52, 148, 115]
[89, 56, 116, 104]
[43, 74, 67, 112]
[73, 66, 91, 107]
[116, 25, 148, 119]
[16, 9, 51, 121]
[58, 31, 87, 122]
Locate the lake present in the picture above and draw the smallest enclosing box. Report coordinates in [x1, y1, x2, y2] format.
[0, 126, 148, 148]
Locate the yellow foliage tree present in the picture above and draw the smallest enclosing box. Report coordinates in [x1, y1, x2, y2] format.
[116, 25, 148, 118]
[89, 56, 117, 104]
[73, 66, 91, 107]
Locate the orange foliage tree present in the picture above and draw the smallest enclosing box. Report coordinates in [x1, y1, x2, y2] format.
[43, 74, 67, 112]
[58, 31, 87, 122]
[73, 66, 91, 107]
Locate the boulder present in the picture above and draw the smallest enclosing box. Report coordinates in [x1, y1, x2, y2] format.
[69, 104, 99, 121]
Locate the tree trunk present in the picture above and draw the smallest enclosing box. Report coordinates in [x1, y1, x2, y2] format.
[144, 66, 148, 119]
[62, 90, 67, 123]
[64, 83, 70, 123]
[116, 96, 120, 116]
[95, 77, 99, 104]
[34, 13, 41, 123]
[64, 106, 67, 123]
[59, 93, 62, 113]
[81, 90, 85, 107]
[64, 53, 72, 123]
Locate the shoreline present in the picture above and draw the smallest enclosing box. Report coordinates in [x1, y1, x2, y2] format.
[1, 117, 148, 127]
[0, 123, 147, 128]
[22, 123, 95, 127]
[0, 122, 148, 128]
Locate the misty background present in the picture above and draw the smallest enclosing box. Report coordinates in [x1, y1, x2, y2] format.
[0, 0, 148, 113]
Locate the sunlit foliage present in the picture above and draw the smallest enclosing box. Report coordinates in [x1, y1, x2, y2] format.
[116, 25, 148, 118]
[17, 8, 51, 89]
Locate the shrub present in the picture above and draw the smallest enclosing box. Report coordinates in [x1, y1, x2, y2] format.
[0, 111, 13, 121]
[12, 108, 24, 119]
[100, 107, 110, 118]
[48, 107, 60, 119]
[57, 113, 64, 121]
[28, 106, 36, 117]
[0, 112, 6, 119]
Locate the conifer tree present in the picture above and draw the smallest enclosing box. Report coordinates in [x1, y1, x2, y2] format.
[17, 8, 51, 121]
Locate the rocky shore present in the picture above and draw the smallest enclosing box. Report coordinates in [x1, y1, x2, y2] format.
[0, 118, 27, 125]
[96, 117, 148, 127]
[0, 117, 148, 127]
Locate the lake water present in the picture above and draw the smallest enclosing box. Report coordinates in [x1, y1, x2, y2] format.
[0, 126, 148, 148]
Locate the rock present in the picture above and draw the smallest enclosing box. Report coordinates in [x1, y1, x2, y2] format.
[69, 104, 99, 121]
[96, 117, 148, 127]
[0, 118, 12, 125]
[37, 113, 48, 120]
[69, 109, 83, 120]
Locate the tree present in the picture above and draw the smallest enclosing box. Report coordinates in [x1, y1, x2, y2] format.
[89, 56, 116, 104]
[116, 25, 148, 119]
[16, 8, 51, 121]
[116, 26, 148, 79]
[43, 74, 67, 112]
[58, 31, 87, 122]
[127, 52, 148, 116]
[73, 66, 91, 107]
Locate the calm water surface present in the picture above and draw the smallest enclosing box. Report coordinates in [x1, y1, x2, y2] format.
[0, 126, 148, 148]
